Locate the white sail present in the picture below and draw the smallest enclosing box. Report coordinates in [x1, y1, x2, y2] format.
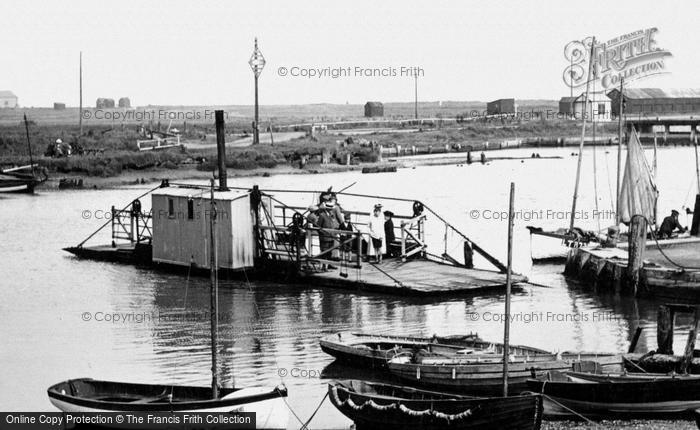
[619, 128, 659, 224]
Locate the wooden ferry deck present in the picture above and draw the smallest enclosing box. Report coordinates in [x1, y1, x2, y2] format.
[65, 183, 527, 297]
[303, 258, 527, 295]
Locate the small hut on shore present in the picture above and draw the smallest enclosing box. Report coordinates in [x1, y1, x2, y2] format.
[96, 98, 115, 108]
[364, 102, 384, 118]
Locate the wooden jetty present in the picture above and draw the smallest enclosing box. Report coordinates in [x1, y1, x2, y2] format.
[64, 110, 523, 297]
[564, 238, 700, 299]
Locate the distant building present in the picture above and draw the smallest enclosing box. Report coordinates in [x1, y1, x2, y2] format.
[118, 97, 131, 108]
[486, 98, 515, 115]
[0, 91, 18, 108]
[559, 92, 611, 122]
[364, 102, 384, 118]
[607, 88, 700, 117]
[53, 102, 66, 110]
[96, 98, 115, 108]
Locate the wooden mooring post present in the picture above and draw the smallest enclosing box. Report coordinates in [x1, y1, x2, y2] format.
[626, 215, 647, 295]
[681, 307, 700, 374]
[657, 305, 674, 355]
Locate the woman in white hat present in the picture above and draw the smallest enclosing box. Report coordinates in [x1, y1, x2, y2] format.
[368, 204, 384, 263]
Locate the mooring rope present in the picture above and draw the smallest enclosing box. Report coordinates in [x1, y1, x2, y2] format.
[629, 214, 700, 270]
[299, 391, 329, 430]
[540, 393, 599, 427]
[535, 382, 599, 426]
[622, 355, 648, 373]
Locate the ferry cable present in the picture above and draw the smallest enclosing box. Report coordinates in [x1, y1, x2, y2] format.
[367, 261, 406, 288]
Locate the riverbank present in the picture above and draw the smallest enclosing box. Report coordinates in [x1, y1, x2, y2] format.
[7, 116, 693, 190]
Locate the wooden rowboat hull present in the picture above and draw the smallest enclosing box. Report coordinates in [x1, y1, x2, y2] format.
[319, 332, 487, 369]
[0, 172, 44, 193]
[387, 359, 572, 395]
[319, 332, 557, 370]
[47, 378, 289, 429]
[329, 380, 543, 430]
[527, 373, 700, 418]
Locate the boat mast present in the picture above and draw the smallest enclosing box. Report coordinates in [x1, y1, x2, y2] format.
[615, 78, 624, 225]
[695, 135, 700, 194]
[79, 51, 83, 139]
[569, 37, 596, 232]
[502, 182, 515, 397]
[209, 178, 219, 398]
[653, 132, 659, 228]
[23, 114, 35, 177]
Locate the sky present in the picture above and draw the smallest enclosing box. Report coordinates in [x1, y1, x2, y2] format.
[2, 0, 699, 107]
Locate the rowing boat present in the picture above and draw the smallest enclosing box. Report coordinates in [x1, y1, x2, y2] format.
[319, 331, 483, 369]
[527, 370, 700, 418]
[47, 378, 289, 428]
[386, 348, 622, 395]
[329, 380, 543, 430]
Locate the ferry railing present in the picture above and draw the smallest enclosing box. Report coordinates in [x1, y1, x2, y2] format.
[256, 222, 366, 269]
[243, 187, 508, 274]
[399, 214, 427, 262]
[110, 207, 152, 245]
[75, 182, 165, 249]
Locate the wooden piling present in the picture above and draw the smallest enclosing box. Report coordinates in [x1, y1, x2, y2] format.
[626, 215, 647, 295]
[681, 308, 700, 374]
[657, 305, 674, 355]
[628, 327, 643, 353]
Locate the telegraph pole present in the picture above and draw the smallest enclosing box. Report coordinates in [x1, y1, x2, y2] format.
[79, 51, 83, 138]
[414, 73, 418, 119]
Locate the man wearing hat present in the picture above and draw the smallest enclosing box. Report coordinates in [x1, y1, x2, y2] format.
[658, 209, 687, 239]
[309, 199, 343, 268]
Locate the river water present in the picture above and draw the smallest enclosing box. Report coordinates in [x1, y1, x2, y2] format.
[1, 145, 699, 428]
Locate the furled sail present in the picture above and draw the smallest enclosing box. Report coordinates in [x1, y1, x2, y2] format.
[619, 128, 659, 224]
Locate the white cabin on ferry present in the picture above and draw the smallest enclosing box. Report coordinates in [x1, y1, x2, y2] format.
[151, 187, 256, 270]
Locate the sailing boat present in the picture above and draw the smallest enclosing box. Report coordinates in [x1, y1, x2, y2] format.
[47, 179, 289, 429]
[0, 114, 48, 193]
[528, 37, 606, 261]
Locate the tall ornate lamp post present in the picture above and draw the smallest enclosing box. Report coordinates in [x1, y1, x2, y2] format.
[248, 38, 266, 145]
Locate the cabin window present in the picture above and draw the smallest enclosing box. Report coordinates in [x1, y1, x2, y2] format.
[597, 103, 605, 115]
[168, 198, 175, 218]
[187, 199, 194, 220]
